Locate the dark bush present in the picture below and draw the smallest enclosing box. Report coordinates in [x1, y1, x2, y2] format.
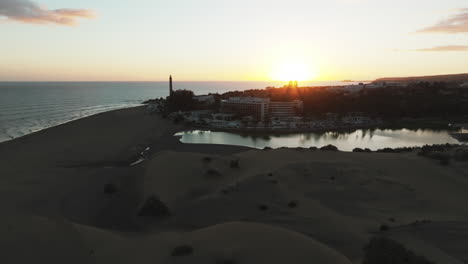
[378, 147, 414, 153]
[103, 183, 117, 194]
[138, 195, 171, 218]
[364, 148, 372, 152]
[230, 159, 240, 168]
[353, 148, 365, 152]
[309, 146, 318, 151]
[377, 148, 395, 153]
[171, 245, 194, 257]
[263, 147, 272, 151]
[288, 200, 298, 208]
[206, 169, 222, 178]
[363, 236, 434, 264]
[379, 224, 390, 231]
[320, 144, 338, 151]
[267, 172, 273, 177]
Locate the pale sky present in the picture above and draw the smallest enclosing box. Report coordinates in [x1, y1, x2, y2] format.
[1, 0, 468, 81]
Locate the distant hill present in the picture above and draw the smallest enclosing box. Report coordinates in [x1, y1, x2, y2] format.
[374, 73, 468, 83]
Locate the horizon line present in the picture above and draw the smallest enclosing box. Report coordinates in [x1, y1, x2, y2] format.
[0, 80, 353, 83]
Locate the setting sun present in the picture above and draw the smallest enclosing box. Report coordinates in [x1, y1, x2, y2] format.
[270, 61, 318, 82]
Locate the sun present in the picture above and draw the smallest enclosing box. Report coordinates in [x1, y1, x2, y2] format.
[270, 61, 318, 82]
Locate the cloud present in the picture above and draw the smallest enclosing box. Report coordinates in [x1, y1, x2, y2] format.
[0, 0, 94, 26]
[417, 8, 468, 33]
[416, 45, 468, 52]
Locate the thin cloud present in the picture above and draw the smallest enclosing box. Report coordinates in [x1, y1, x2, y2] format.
[0, 0, 94, 26]
[416, 45, 468, 52]
[417, 8, 468, 33]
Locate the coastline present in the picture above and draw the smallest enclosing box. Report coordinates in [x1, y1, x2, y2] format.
[1, 106, 468, 263]
[0, 104, 144, 145]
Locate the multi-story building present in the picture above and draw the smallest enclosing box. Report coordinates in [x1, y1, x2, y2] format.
[221, 97, 270, 121]
[220, 97, 303, 121]
[269, 100, 303, 118]
[193, 94, 215, 104]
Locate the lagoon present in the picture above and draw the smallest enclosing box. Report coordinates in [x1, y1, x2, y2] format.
[176, 129, 462, 151]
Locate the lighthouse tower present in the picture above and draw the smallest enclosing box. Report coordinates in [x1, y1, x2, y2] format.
[169, 75, 174, 96]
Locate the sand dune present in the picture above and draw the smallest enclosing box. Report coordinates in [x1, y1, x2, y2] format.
[1, 107, 468, 263]
[142, 149, 468, 262]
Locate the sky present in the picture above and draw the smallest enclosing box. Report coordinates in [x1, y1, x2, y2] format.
[1, 0, 468, 82]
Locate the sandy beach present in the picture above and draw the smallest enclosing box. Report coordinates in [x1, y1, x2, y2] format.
[1, 106, 468, 264]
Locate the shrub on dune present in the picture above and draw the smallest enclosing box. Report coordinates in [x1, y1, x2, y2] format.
[353, 148, 365, 152]
[379, 224, 390, 232]
[354, 147, 373, 153]
[320, 144, 338, 151]
[206, 169, 222, 178]
[377, 148, 395, 153]
[287, 200, 298, 208]
[138, 195, 171, 218]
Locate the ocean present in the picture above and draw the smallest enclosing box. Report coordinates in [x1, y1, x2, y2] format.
[0, 81, 360, 143]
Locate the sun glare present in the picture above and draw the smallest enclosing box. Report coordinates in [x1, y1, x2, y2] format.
[270, 61, 318, 82]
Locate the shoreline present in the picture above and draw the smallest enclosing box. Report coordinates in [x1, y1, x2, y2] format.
[0, 104, 144, 146]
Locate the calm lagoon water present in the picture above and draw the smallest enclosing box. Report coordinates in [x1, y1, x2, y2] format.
[176, 129, 462, 151]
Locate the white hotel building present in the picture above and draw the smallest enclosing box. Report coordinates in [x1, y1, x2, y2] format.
[220, 97, 303, 121]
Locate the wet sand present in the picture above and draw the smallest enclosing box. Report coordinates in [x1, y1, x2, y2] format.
[1, 106, 468, 263]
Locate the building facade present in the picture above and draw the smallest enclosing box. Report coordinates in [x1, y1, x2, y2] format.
[193, 94, 215, 104]
[269, 100, 303, 118]
[221, 97, 270, 121]
[220, 97, 303, 121]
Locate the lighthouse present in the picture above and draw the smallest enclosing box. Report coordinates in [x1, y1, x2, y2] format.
[169, 75, 174, 96]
